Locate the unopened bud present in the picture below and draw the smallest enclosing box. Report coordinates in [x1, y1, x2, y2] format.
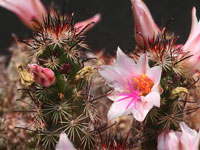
[59, 62, 73, 74]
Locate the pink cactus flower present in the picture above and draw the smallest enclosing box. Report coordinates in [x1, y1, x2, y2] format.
[56, 132, 75, 150]
[182, 7, 200, 74]
[98, 47, 162, 122]
[157, 122, 200, 150]
[131, 0, 161, 47]
[28, 64, 55, 87]
[0, 0, 47, 29]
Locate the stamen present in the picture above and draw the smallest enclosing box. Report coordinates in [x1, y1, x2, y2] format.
[134, 74, 154, 96]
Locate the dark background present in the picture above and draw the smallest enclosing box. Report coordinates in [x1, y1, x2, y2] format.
[0, 0, 200, 55]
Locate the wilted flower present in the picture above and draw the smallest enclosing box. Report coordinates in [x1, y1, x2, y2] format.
[182, 7, 200, 75]
[131, 0, 160, 47]
[157, 122, 200, 150]
[0, 0, 101, 32]
[98, 47, 162, 122]
[74, 13, 101, 34]
[56, 132, 75, 150]
[28, 64, 55, 87]
[0, 0, 47, 29]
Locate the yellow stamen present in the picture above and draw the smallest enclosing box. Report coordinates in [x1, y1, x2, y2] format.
[134, 74, 154, 96]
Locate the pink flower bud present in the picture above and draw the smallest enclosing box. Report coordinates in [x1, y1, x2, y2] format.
[131, 0, 160, 47]
[28, 64, 55, 87]
[0, 0, 47, 29]
[157, 122, 200, 150]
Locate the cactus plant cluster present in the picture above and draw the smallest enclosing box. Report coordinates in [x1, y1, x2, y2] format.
[1, 0, 200, 150]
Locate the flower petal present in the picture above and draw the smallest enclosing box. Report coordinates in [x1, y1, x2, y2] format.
[74, 13, 101, 34]
[184, 7, 199, 48]
[146, 66, 162, 86]
[0, 0, 47, 29]
[132, 99, 153, 122]
[114, 47, 137, 78]
[136, 54, 150, 74]
[181, 7, 200, 74]
[107, 97, 133, 121]
[98, 65, 126, 90]
[180, 122, 200, 150]
[56, 132, 75, 150]
[143, 91, 160, 107]
[157, 130, 181, 150]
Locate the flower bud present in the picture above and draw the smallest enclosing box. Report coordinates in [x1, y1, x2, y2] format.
[28, 64, 55, 87]
[59, 63, 73, 74]
[131, 0, 160, 47]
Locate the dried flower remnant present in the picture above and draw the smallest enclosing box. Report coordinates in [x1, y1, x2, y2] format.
[75, 66, 96, 80]
[99, 47, 162, 122]
[74, 13, 101, 34]
[17, 63, 34, 86]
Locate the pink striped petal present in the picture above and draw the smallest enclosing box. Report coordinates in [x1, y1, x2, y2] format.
[0, 0, 47, 29]
[74, 13, 101, 34]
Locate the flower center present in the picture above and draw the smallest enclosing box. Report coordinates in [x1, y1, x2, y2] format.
[116, 80, 140, 109]
[116, 75, 153, 110]
[134, 74, 154, 96]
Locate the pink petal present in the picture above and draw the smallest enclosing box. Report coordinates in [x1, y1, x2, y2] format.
[31, 0, 47, 19]
[0, 0, 47, 29]
[107, 90, 122, 101]
[98, 65, 126, 91]
[132, 99, 153, 122]
[74, 13, 101, 34]
[184, 7, 199, 49]
[56, 132, 75, 150]
[136, 54, 150, 74]
[42, 68, 55, 78]
[114, 47, 137, 78]
[146, 66, 162, 87]
[143, 91, 160, 107]
[107, 97, 133, 121]
[180, 122, 200, 150]
[157, 130, 182, 150]
[181, 7, 200, 73]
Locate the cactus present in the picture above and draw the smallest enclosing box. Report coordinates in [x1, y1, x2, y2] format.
[15, 12, 102, 150]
